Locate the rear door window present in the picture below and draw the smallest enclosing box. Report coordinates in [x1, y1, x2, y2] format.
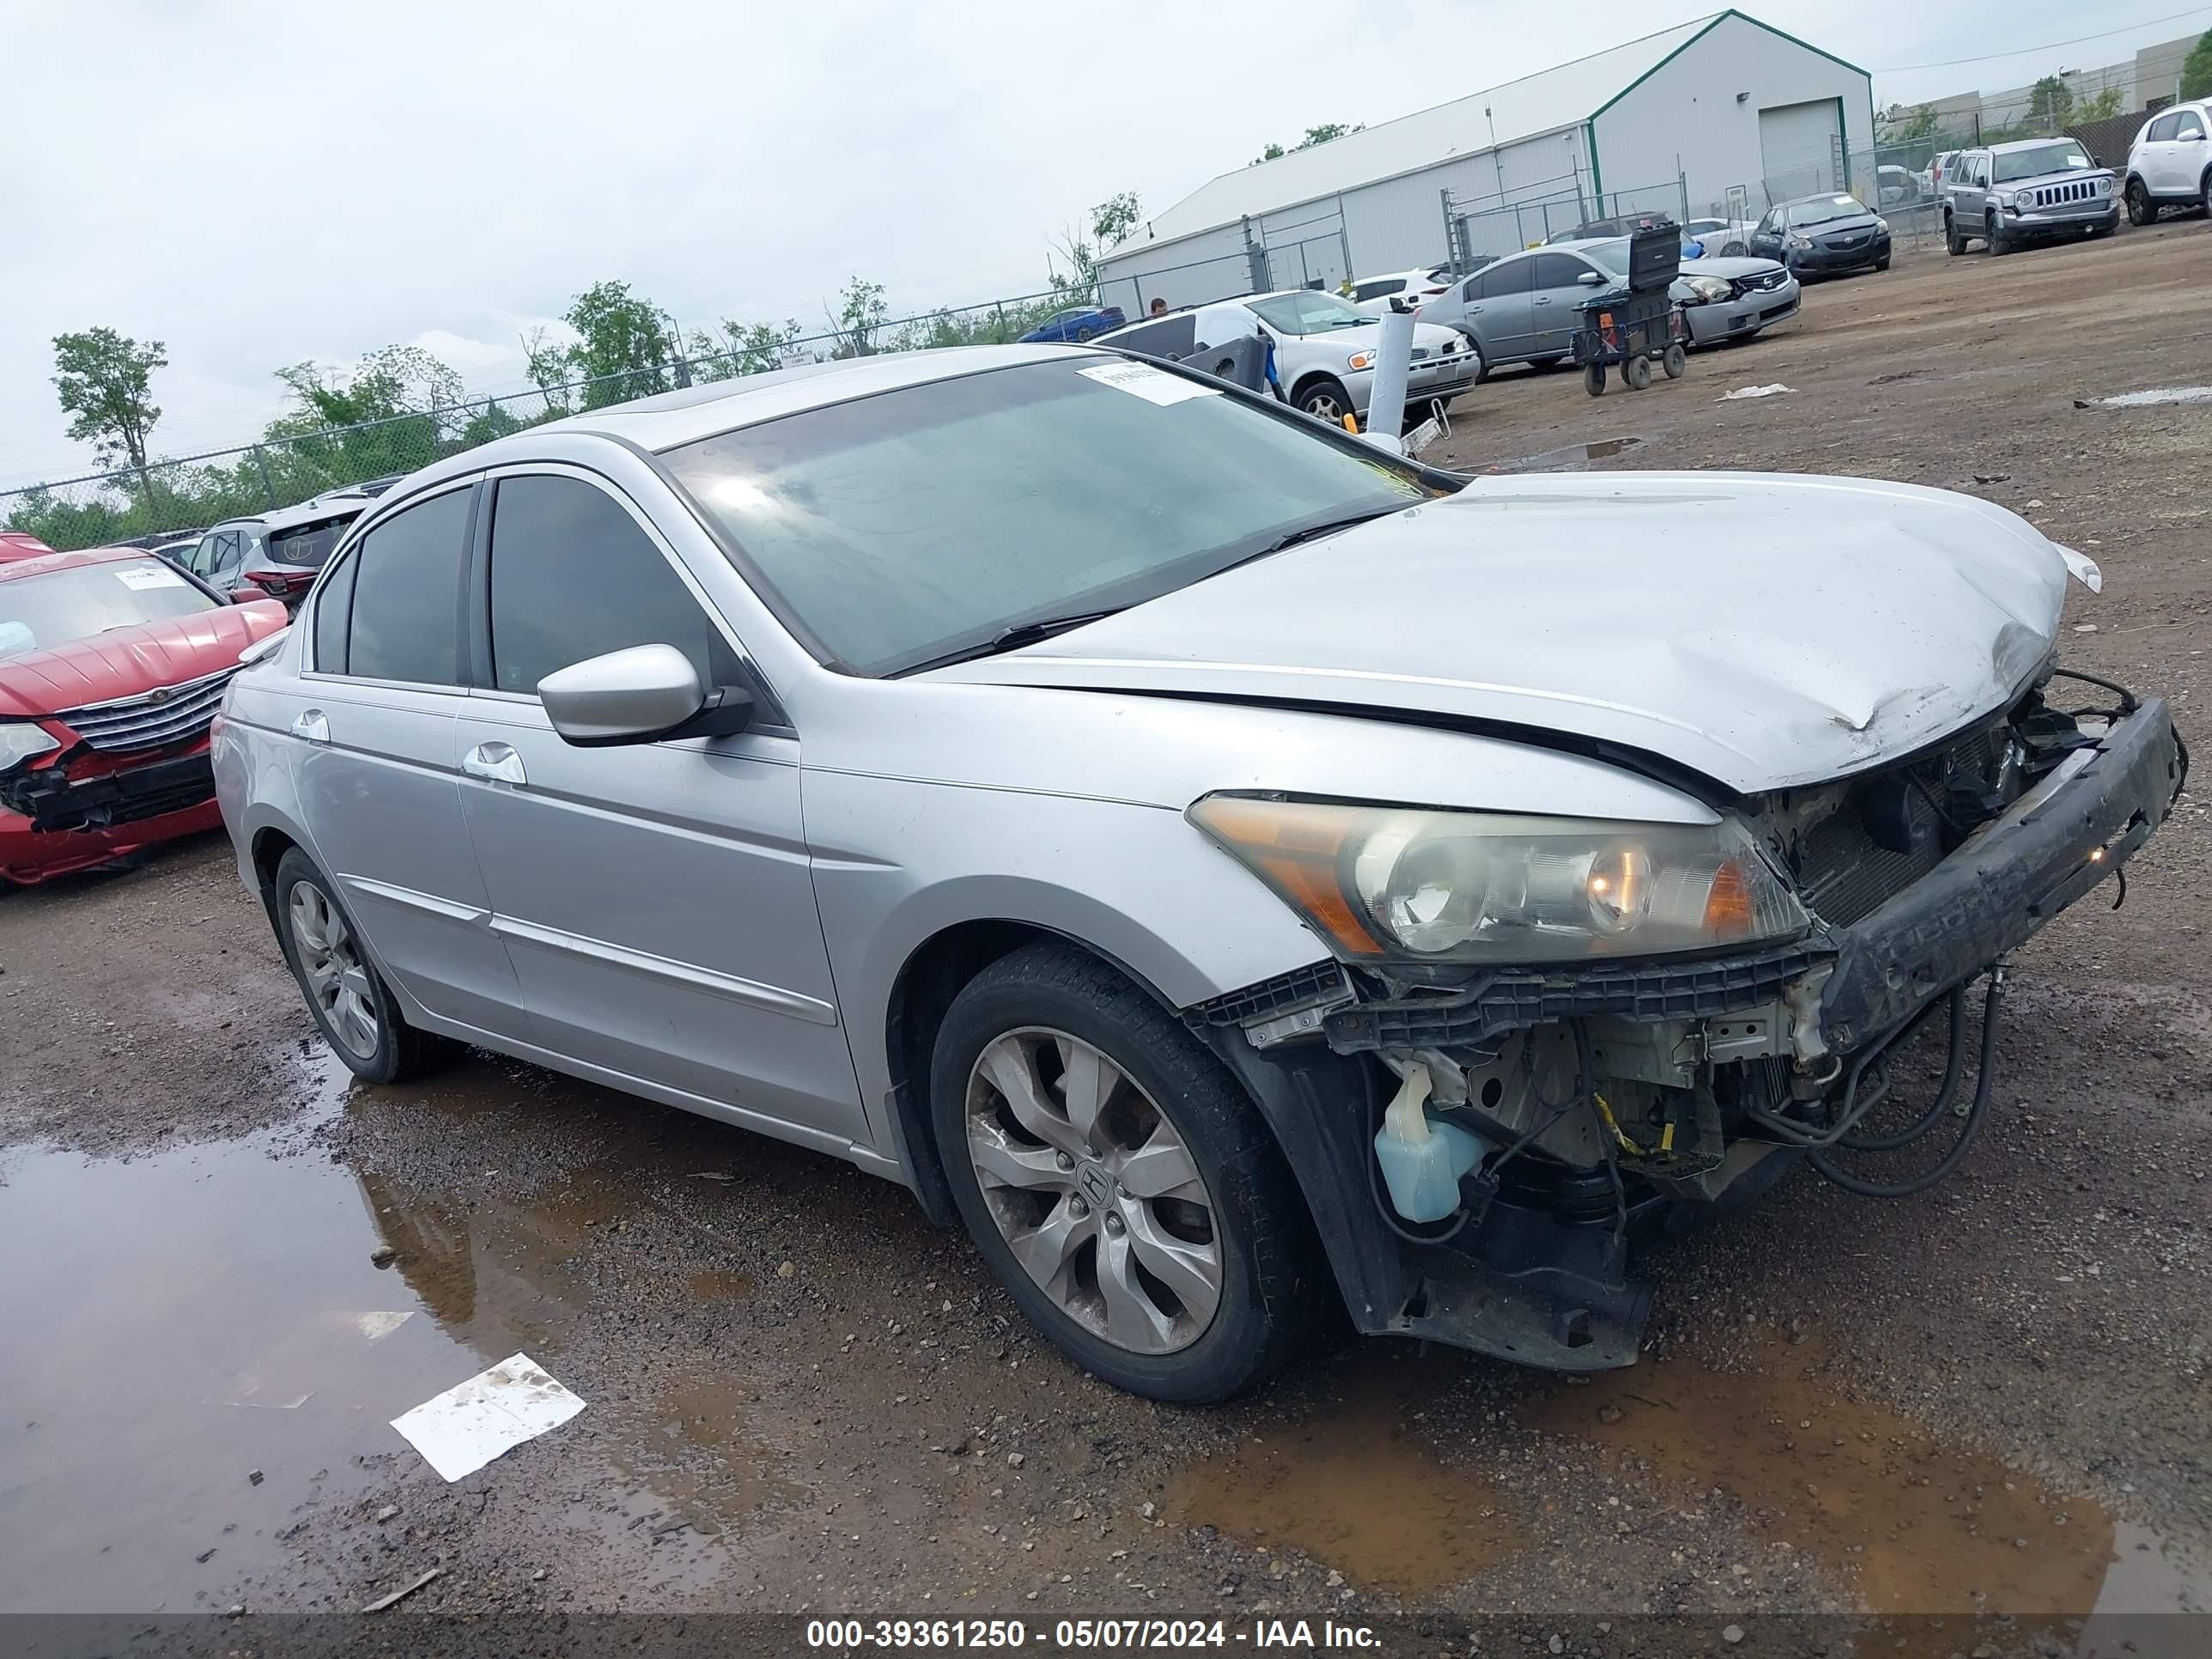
[485, 474, 734, 697]
[344, 488, 471, 686]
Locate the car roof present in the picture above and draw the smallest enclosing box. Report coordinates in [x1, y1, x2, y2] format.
[0, 544, 157, 583]
[397, 345, 1091, 494]
[1990, 136, 2083, 153]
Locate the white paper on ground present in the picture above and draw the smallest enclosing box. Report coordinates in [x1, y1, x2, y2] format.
[1718, 383, 1794, 400]
[336, 1310, 415, 1340]
[390, 1352, 585, 1482]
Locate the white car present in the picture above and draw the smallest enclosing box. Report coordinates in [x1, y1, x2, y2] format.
[1344, 267, 1454, 318]
[1097, 290, 1483, 425]
[2123, 99, 2212, 224]
[1683, 216, 1759, 257]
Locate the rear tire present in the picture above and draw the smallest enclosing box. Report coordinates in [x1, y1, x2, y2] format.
[2126, 179, 2155, 226]
[1662, 343, 1686, 380]
[1583, 362, 1607, 397]
[1623, 353, 1653, 391]
[928, 942, 1324, 1403]
[272, 849, 447, 1085]
[2201, 172, 2212, 218]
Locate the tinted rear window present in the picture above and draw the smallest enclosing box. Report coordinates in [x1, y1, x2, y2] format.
[264, 511, 362, 568]
[345, 489, 470, 684]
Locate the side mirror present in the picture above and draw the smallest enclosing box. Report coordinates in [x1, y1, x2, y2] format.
[1577, 270, 1603, 285]
[2185, 129, 2208, 142]
[538, 643, 752, 748]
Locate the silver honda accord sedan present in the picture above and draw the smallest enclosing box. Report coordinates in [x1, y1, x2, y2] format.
[213, 343, 2183, 1402]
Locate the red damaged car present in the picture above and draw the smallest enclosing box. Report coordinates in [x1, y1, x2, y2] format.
[0, 545, 288, 888]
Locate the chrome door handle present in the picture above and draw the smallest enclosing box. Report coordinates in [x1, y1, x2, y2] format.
[291, 710, 330, 744]
[461, 741, 526, 786]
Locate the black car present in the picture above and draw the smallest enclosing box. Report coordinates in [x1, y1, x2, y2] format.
[1747, 193, 1891, 277]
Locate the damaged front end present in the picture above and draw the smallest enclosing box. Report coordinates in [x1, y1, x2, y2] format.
[1185, 668, 2186, 1372]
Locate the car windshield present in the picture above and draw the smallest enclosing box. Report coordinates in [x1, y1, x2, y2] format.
[1994, 141, 2094, 182]
[263, 511, 361, 568]
[662, 359, 1429, 676]
[1247, 292, 1370, 334]
[1786, 195, 1869, 225]
[0, 559, 218, 660]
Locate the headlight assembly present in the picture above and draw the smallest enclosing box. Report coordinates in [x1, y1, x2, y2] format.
[0, 721, 59, 774]
[1187, 796, 1808, 964]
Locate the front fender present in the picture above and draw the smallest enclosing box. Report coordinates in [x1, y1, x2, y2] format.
[803, 767, 1334, 1156]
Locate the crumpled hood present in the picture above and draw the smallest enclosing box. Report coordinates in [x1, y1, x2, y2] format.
[930, 472, 2078, 794]
[1682, 255, 1785, 280]
[0, 600, 287, 720]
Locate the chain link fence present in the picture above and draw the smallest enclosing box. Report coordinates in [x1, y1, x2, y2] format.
[0, 285, 1107, 553]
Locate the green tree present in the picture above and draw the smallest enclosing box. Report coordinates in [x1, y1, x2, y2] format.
[562, 280, 678, 409]
[2028, 76, 2073, 129]
[1252, 122, 1364, 165]
[2077, 85, 2125, 122]
[1898, 103, 1940, 140]
[52, 327, 167, 501]
[689, 318, 805, 380]
[262, 344, 467, 488]
[2182, 29, 2212, 100]
[825, 276, 888, 357]
[522, 326, 576, 416]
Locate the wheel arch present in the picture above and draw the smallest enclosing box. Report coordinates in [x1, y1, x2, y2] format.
[881, 918, 1189, 1227]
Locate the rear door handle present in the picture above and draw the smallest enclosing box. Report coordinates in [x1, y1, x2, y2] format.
[291, 710, 330, 744]
[461, 741, 527, 786]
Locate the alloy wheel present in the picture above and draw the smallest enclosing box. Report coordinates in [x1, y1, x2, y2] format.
[963, 1026, 1223, 1355]
[1302, 391, 1344, 422]
[289, 882, 380, 1060]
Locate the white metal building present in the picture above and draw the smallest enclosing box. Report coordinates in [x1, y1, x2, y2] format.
[1097, 9, 1873, 315]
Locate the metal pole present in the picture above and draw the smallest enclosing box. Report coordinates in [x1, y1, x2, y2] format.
[1678, 161, 1689, 222]
[252, 446, 277, 509]
[1440, 188, 1456, 272]
[1337, 194, 1353, 284]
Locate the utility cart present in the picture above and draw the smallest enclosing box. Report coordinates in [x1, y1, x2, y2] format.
[1572, 222, 1691, 397]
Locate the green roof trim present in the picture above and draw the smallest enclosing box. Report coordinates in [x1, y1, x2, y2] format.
[1585, 9, 1873, 127]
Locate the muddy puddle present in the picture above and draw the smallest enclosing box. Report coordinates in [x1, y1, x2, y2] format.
[1521, 1338, 2212, 1618]
[1164, 1346, 1516, 1595]
[1166, 1336, 2208, 1619]
[0, 1053, 793, 1613]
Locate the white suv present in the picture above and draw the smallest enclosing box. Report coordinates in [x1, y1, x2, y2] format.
[1098, 290, 1481, 425]
[2124, 100, 2212, 224]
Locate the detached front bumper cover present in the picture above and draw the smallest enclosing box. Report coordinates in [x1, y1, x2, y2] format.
[1316, 698, 2184, 1060]
[1818, 696, 2183, 1048]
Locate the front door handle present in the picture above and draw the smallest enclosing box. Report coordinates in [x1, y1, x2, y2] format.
[461, 741, 527, 786]
[291, 710, 330, 744]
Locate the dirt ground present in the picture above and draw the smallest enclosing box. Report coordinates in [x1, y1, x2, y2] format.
[3, 219, 2209, 1650]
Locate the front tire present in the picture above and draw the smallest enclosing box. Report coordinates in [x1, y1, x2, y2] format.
[1662, 343, 1686, 379]
[1295, 377, 1352, 425]
[1623, 353, 1653, 390]
[929, 942, 1322, 1403]
[1583, 362, 1607, 397]
[272, 849, 446, 1084]
[1984, 214, 2010, 256]
[2127, 179, 2155, 226]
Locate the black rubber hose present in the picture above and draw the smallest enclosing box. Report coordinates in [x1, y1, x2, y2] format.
[1809, 970, 2005, 1198]
[1838, 988, 1967, 1152]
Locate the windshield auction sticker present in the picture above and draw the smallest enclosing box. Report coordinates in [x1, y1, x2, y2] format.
[112, 565, 186, 589]
[1077, 362, 1221, 406]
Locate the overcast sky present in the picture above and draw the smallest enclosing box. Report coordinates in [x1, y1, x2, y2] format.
[3, 0, 2204, 489]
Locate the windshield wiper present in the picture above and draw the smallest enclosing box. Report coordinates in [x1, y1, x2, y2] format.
[1209, 506, 1410, 577]
[897, 607, 1128, 675]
